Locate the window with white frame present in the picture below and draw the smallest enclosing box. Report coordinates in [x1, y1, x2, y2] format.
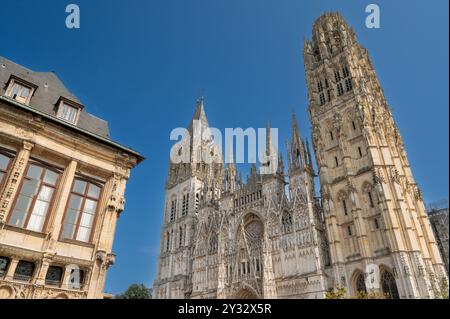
[8, 163, 60, 232]
[7, 81, 33, 104]
[57, 102, 79, 124]
[61, 178, 102, 242]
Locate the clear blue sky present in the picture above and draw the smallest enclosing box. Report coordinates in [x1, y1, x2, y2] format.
[1, 0, 448, 294]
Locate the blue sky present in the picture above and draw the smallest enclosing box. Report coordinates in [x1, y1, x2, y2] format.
[1, 0, 448, 294]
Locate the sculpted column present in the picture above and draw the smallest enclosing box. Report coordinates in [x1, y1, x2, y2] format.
[35, 253, 54, 285]
[3, 256, 20, 281]
[88, 171, 128, 298]
[0, 141, 34, 225]
[262, 233, 277, 298]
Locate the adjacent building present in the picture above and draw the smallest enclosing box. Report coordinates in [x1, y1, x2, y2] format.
[0, 56, 143, 299]
[428, 208, 449, 274]
[153, 12, 448, 299]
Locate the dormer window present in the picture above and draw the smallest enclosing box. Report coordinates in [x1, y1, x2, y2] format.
[56, 97, 82, 125]
[5, 76, 36, 105]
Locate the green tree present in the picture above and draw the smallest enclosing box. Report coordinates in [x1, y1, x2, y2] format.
[115, 284, 152, 299]
[325, 287, 387, 299]
[431, 276, 449, 299]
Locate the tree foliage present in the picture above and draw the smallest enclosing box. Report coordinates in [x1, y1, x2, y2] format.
[325, 287, 387, 299]
[431, 276, 449, 299]
[115, 284, 152, 299]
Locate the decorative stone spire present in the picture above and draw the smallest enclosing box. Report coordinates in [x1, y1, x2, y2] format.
[305, 137, 314, 170]
[188, 96, 209, 133]
[290, 111, 307, 171]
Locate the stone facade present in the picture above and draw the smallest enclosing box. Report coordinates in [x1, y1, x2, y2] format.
[154, 99, 329, 299]
[153, 12, 448, 299]
[305, 12, 447, 299]
[0, 56, 143, 299]
[428, 209, 449, 274]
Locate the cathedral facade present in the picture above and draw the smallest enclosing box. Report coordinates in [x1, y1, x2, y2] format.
[153, 13, 448, 299]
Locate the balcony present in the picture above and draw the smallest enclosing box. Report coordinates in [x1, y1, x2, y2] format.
[13, 273, 32, 283]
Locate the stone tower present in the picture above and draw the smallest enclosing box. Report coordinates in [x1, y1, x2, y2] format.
[303, 12, 448, 298]
[153, 98, 222, 299]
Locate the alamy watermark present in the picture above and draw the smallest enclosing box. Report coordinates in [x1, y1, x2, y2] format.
[170, 121, 279, 175]
[65, 4, 80, 29]
[365, 4, 381, 29]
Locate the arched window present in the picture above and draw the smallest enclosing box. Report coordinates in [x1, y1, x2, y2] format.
[381, 270, 399, 299]
[355, 272, 367, 294]
[0, 256, 10, 278]
[209, 233, 218, 254]
[13, 260, 35, 282]
[179, 226, 184, 247]
[169, 199, 177, 222]
[166, 231, 170, 252]
[342, 199, 348, 215]
[182, 193, 189, 216]
[282, 211, 293, 233]
[368, 191, 374, 208]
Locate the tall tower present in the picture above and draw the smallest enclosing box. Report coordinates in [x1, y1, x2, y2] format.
[304, 13, 447, 298]
[153, 98, 222, 299]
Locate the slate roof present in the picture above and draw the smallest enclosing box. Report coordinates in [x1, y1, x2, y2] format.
[0, 55, 144, 163]
[0, 55, 109, 138]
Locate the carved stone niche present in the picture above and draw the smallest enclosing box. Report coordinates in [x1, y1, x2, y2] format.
[107, 174, 126, 214]
[107, 193, 125, 214]
[106, 253, 116, 268]
[95, 250, 107, 264]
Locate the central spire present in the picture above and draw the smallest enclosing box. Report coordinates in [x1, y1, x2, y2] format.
[289, 111, 307, 170]
[188, 96, 209, 134]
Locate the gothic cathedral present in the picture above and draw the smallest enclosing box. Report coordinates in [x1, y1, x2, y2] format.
[153, 12, 448, 299]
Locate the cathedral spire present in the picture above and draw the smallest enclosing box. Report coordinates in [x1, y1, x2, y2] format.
[292, 111, 301, 147]
[266, 119, 271, 157]
[290, 111, 307, 170]
[305, 137, 314, 170]
[188, 96, 209, 135]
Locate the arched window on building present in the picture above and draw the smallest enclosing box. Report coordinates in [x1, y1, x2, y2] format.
[209, 233, 218, 254]
[179, 226, 184, 247]
[381, 270, 399, 299]
[282, 211, 293, 233]
[355, 272, 367, 294]
[368, 191, 374, 208]
[182, 193, 189, 216]
[170, 199, 177, 222]
[166, 231, 170, 252]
